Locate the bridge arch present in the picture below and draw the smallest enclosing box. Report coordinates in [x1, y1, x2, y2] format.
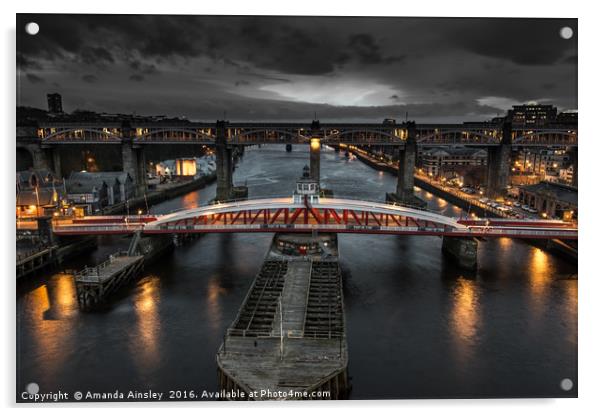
[145, 197, 468, 231]
[416, 129, 499, 145]
[41, 128, 122, 143]
[231, 128, 310, 143]
[513, 130, 577, 145]
[323, 129, 400, 144]
[136, 128, 216, 143]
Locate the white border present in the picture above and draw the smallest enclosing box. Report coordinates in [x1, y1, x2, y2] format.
[2, 1, 599, 415]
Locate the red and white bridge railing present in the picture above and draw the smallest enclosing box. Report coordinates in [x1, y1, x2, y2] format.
[51, 197, 577, 240]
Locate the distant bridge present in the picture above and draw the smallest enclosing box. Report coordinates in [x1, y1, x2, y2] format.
[51, 197, 578, 239]
[30, 121, 577, 147]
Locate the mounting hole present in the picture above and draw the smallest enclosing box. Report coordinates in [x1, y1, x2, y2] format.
[559, 26, 573, 40]
[25, 22, 40, 36]
[560, 378, 574, 391]
[26, 382, 39, 394]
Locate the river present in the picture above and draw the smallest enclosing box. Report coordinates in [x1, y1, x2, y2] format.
[16, 144, 577, 400]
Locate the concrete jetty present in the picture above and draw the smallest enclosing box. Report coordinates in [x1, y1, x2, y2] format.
[217, 233, 349, 400]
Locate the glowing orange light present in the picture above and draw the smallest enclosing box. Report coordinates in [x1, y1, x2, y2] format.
[310, 138, 321, 151]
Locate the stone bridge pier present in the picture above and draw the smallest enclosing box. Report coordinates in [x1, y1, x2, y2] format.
[386, 121, 426, 208]
[121, 124, 147, 197]
[442, 236, 478, 269]
[17, 126, 62, 177]
[486, 120, 512, 199]
[27, 143, 51, 172]
[49, 147, 62, 178]
[215, 120, 234, 201]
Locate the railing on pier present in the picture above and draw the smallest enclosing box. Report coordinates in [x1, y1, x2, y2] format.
[16, 245, 55, 263]
[225, 327, 345, 339]
[74, 251, 129, 283]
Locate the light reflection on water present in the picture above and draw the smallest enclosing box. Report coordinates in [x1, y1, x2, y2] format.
[17, 144, 577, 399]
[131, 276, 161, 372]
[206, 275, 227, 332]
[450, 277, 480, 364]
[181, 191, 199, 210]
[528, 248, 552, 324]
[22, 274, 78, 386]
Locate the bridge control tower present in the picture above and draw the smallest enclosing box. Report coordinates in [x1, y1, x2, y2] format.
[293, 165, 320, 204]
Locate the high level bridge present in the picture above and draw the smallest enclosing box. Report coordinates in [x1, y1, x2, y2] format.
[28, 120, 576, 147]
[17, 119, 579, 201]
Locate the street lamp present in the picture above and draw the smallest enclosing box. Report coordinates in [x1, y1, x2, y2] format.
[310, 138, 321, 151]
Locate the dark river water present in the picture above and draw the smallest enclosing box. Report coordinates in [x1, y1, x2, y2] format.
[16, 145, 577, 400]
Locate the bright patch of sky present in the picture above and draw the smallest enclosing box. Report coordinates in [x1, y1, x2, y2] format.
[259, 77, 399, 107]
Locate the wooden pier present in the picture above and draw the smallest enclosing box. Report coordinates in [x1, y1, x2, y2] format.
[68, 231, 173, 311]
[16, 245, 58, 279]
[217, 234, 349, 400]
[74, 252, 144, 311]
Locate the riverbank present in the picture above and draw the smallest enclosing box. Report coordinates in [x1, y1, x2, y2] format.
[346, 146, 577, 263]
[16, 172, 217, 281]
[17, 236, 97, 279]
[348, 147, 505, 217]
[102, 172, 217, 215]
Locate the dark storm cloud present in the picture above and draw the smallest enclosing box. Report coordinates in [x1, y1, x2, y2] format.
[69, 92, 499, 122]
[231, 18, 347, 75]
[128, 59, 157, 75]
[17, 53, 41, 70]
[135, 17, 207, 58]
[26, 73, 44, 84]
[347, 33, 405, 65]
[81, 74, 98, 83]
[447, 18, 576, 66]
[236, 71, 291, 83]
[16, 15, 577, 71]
[129, 74, 144, 82]
[81, 46, 114, 65]
[17, 14, 86, 61]
[16, 14, 578, 121]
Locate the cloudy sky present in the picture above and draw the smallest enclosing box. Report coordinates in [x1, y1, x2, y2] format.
[16, 14, 577, 122]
